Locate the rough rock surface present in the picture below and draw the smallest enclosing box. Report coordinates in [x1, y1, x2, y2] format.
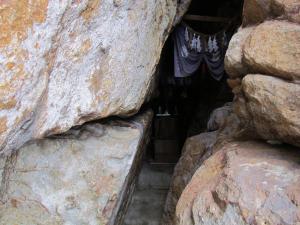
[162, 104, 237, 225]
[207, 103, 233, 132]
[225, 21, 300, 81]
[243, 0, 300, 25]
[0, 111, 152, 225]
[162, 132, 217, 225]
[244, 21, 300, 80]
[242, 0, 272, 25]
[235, 74, 300, 147]
[224, 27, 254, 78]
[0, 0, 188, 156]
[176, 141, 300, 225]
[173, 2, 300, 225]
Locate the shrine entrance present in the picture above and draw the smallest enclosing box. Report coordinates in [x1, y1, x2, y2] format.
[123, 0, 244, 224]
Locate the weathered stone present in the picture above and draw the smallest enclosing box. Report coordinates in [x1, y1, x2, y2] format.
[243, 0, 300, 25]
[244, 21, 300, 80]
[162, 131, 217, 225]
[224, 27, 254, 78]
[235, 74, 300, 147]
[176, 141, 300, 225]
[226, 21, 300, 80]
[243, 0, 271, 25]
[272, 0, 300, 24]
[162, 103, 239, 225]
[207, 103, 233, 131]
[0, 111, 152, 225]
[0, 0, 188, 156]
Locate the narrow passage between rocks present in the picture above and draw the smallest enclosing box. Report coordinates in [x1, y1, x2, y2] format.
[123, 0, 243, 224]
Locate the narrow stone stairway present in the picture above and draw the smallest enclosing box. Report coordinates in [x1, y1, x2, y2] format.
[123, 161, 174, 225]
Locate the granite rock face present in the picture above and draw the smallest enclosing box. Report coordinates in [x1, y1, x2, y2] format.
[243, 0, 300, 25]
[162, 104, 237, 225]
[162, 132, 217, 225]
[225, 21, 300, 81]
[243, 21, 300, 81]
[225, 20, 300, 146]
[0, 0, 188, 156]
[236, 74, 300, 147]
[176, 141, 300, 225]
[224, 27, 254, 78]
[0, 111, 152, 225]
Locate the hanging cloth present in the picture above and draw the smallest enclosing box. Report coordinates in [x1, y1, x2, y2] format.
[173, 23, 231, 81]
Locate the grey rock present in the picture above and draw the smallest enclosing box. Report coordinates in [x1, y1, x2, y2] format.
[0, 111, 153, 225]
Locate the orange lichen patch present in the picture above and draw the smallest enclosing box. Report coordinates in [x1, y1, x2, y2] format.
[93, 175, 116, 195]
[89, 56, 110, 99]
[0, 0, 49, 48]
[0, 98, 17, 110]
[71, 39, 92, 59]
[0, 63, 26, 99]
[68, 31, 77, 40]
[14, 64, 26, 80]
[11, 198, 19, 208]
[0, 116, 7, 135]
[81, 0, 101, 21]
[89, 71, 102, 96]
[6, 62, 15, 70]
[34, 42, 40, 49]
[80, 39, 92, 55]
[0, 55, 28, 97]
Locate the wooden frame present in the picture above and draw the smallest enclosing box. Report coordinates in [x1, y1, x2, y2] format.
[183, 14, 231, 23]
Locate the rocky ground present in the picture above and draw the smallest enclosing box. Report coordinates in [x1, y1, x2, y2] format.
[123, 162, 174, 225]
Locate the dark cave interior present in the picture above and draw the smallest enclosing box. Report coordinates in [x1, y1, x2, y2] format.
[148, 0, 244, 163]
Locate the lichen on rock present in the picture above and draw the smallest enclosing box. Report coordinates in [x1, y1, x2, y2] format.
[0, 0, 187, 156]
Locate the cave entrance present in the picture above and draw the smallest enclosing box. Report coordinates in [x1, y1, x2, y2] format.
[149, 0, 244, 164]
[123, 0, 244, 224]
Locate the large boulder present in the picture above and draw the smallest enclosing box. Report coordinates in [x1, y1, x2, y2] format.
[243, 21, 300, 81]
[224, 27, 254, 78]
[226, 21, 300, 81]
[162, 131, 218, 225]
[0, 111, 152, 225]
[176, 141, 300, 225]
[235, 74, 300, 147]
[272, 0, 300, 24]
[0, 0, 188, 156]
[162, 103, 240, 225]
[243, 0, 300, 25]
